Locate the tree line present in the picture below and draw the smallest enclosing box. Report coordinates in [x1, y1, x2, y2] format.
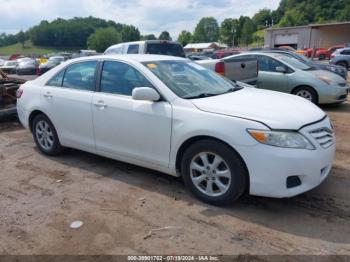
[0, 0, 349, 51]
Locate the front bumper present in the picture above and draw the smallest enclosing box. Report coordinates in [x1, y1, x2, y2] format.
[319, 85, 349, 104]
[237, 117, 335, 198]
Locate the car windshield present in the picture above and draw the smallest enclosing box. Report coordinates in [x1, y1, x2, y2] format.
[142, 60, 239, 99]
[146, 43, 185, 57]
[276, 55, 312, 70]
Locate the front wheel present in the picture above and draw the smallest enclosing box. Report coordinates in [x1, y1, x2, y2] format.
[181, 139, 247, 205]
[292, 86, 318, 104]
[32, 114, 64, 156]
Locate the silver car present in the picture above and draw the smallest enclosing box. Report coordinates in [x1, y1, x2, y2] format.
[330, 47, 350, 70]
[236, 52, 349, 104]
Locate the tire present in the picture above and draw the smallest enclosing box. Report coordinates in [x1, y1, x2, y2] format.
[292, 86, 318, 104]
[336, 61, 348, 69]
[32, 114, 63, 156]
[181, 139, 247, 206]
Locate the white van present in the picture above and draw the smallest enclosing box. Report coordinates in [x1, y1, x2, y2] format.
[104, 40, 185, 58]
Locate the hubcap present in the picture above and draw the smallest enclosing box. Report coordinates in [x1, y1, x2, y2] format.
[295, 90, 313, 101]
[35, 120, 54, 151]
[190, 152, 232, 197]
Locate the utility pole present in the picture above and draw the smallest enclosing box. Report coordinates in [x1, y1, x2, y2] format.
[232, 28, 236, 47]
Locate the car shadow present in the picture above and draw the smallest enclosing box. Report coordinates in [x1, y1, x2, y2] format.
[321, 101, 350, 113]
[47, 148, 350, 245]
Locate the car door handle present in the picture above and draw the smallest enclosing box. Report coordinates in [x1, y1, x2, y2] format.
[43, 92, 53, 99]
[93, 101, 107, 109]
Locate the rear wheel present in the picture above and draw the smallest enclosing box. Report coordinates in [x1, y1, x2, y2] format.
[292, 86, 318, 104]
[181, 139, 247, 205]
[32, 114, 63, 156]
[318, 54, 326, 60]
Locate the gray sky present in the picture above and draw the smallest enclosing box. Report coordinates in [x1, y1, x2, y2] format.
[1, 0, 280, 38]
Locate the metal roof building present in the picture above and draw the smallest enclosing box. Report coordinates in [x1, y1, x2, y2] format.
[265, 21, 350, 49]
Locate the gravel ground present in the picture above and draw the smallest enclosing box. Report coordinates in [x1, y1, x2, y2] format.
[0, 100, 349, 255]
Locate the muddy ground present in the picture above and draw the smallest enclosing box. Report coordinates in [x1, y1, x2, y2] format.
[0, 100, 349, 256]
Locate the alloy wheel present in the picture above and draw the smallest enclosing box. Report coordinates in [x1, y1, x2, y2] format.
[295, 90, 313, 101]
[190, 152, 232, 197]
[35, 120, 55, 151]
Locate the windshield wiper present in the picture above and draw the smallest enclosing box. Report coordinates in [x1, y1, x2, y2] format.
[185, 93, 219, 99]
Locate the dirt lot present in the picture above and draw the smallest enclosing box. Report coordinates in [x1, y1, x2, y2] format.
[0, 100, 349, 255]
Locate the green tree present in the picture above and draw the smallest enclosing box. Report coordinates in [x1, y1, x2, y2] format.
[141, 34, 157, 40]
[177, 30, 192, 46]
[121, 25, 141, 42]
[17, 30, 26, 48]
[87, 27, 122, 52]
[220, 19, 235, 47]
[158, 31, 172, 40]
[193, 17, 219, 43]
[240, 18, 256, 46]
[252, 9, 272, 29]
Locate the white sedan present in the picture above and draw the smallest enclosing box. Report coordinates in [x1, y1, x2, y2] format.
[17, 54, 335, 205]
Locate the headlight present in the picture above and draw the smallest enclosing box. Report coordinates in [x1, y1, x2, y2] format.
[247, 129, 315, 150]
[317, 75, 335, 85]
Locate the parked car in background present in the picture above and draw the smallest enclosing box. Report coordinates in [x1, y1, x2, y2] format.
[187, 55, 212, 61]
[0, 60, 18, 74]
[240, 52, 349, 104]
[38, 56, 65, 75]
[104, 40, 185, 58]
[211, 49, 240, 59]
[330, 48, 350, 70]
[71, 50, 98, 59]
[0, 59, 5, 66]
[9, 54, 22, 60]
[316, 45, 345, 60]
[253, 49, 348, 79]
[17, 54, 335, 205]
[196, 54, 258, 84]
[16, 59, 39, 75]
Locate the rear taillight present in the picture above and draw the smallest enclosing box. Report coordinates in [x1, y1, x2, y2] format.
[330, 53, 335, 59]
[215, 62, 225, 76]
[16, 88, 23, 99]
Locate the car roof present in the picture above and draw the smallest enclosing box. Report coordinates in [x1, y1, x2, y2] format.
[68, 54, 187, 63]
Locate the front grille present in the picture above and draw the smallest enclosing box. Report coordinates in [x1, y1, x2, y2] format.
[338, 83, 347, 87]
[309, 127, 334, 149]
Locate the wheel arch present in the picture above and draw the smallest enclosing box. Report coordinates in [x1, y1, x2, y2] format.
[336, 60, 349, 68]
[175, 135, 250, 193]
[291, 85, 319, 103]
[28, 110, 48, 133]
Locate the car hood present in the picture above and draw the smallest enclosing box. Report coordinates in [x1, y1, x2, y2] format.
[190, 87, 326, 130]
[308, 69, 347, 84]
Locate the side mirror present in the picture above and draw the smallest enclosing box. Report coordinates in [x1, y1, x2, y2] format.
[132, 87, 160, 102]
[276, 66, 287, 73]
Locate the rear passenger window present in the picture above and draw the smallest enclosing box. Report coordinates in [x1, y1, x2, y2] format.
[62, 61, 97, 91]
[127, 44, 139, 54]
[47, 70, 65, 87]
[100, 61, 152, 96]
[340, 50, 350, 55]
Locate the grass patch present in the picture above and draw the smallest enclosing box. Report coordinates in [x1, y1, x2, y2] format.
[0, 41, 78, 56]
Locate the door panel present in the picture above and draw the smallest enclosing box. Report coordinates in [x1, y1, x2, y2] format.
[257, 56, 288, 92]
[92, 60, 172, 167]
[41, 60, 97, 149]
[41, 87, 94, 148]
[92, 94, 172, 167]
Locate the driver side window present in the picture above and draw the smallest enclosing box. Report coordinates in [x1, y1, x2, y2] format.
[100, 61, 153, 96]
[258, 56, 286, 72]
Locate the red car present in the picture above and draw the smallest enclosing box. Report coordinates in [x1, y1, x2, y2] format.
[316, 45, 345, 60]
[212, 49, 240, 59]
